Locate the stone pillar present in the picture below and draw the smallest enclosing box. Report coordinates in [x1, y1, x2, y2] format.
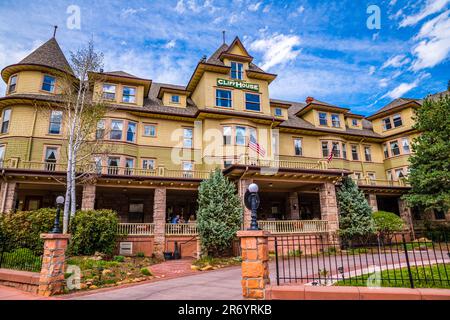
[81, 184, 96, 211]
[319, 182, 339, 240]
[398, 198, 415, 238]
[153, 187, 166, 260]
[368, 193, 378, 212]
[38, 233, 70, 297]
[0, 181, 17, 214]
[238, 179, 253, 229]
[288, 192, 300, 220]
[238, 230, 270, 300]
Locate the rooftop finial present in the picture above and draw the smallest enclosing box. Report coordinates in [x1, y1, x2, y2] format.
[53, 25, 58, 38]
[222, 30, 226, 45]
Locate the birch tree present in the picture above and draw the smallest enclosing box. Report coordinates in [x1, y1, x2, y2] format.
[58, 41, 111, 233]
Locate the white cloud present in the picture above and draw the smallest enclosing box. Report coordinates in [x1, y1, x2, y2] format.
[121, 8, 147, 18]
[263, 5, 270, 13]
[411, 10, 450, 70]
[248, 2, 262, 12]
[175, 0, 185, 13]
[297, 6, 305, 14]
[165, 40, 177, 49]
[250, 34, 301, 70]
[383, 81, 420, 99]
[381, 54, 411, 69]
[369, 66, 376, 75]
[389, 0, 397, 6]
[399, 0, 449, 27]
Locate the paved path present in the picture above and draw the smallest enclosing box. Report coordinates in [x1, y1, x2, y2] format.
[67, 266, 244, 300]
[0, 285, 49, 300]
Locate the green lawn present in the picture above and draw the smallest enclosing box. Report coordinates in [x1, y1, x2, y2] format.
[335, 264, 450, 289]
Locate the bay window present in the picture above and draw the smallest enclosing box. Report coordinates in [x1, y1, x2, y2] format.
[364, 146, 372, 162]
[390, 140, 400, 156]
[351, 145, 359, 160]
[321, 141, 329, 157]
[236, 126, 246, 146]
[110, 120, 123, 140]
[383, 143, 389, 158]
[332, 142, 340, 157]
[142, 159, 155, 170]
[402, 138, 410, 154]
[342, 143, 347, 159]
[223, 126, 232, 145]
[127, 122, 137, 142]
[96, 120, 105, 140]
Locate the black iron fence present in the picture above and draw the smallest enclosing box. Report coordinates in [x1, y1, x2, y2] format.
[273, 233, 450, 289]
[0, 241, 43, 273]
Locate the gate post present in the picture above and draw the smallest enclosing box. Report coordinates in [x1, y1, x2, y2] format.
[38, 233, 71, 297]
[238, 230, 270, 300]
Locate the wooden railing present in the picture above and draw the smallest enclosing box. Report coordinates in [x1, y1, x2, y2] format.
[165, 223, 198, 236]
[355, 178, 410, 187]
[237, 156, 325, 170]
[258, 220, 328, 234]
[118, 223, 155, 235]
[0, 159, 211, 180]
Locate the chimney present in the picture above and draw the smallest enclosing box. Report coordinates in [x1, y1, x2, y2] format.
[306, 97, 314, 104]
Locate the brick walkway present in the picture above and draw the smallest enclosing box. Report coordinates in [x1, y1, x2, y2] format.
[0, 285, 50, 300]
[149, 258, 197, 279]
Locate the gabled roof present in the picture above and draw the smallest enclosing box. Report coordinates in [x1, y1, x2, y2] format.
[2, 37, 74, 82]
[103, 71, 139, 78]
[295, 98, 350, 117]
[366, 97, 422, 120]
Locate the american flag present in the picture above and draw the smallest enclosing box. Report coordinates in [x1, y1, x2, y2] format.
[327, 151, 334, 163]
[249, 134, 266, 157]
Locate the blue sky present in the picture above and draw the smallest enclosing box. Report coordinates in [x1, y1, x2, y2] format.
[0, 0, 449, 115]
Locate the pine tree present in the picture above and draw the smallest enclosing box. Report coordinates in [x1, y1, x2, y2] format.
[337, 177, 375, 242]
[404, 94, 450, 213]
[197, 168, 243, 257]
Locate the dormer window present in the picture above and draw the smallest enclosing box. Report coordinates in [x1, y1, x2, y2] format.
[319, 112, 328, 126]
[275, 108, 282, 117]
[171, 95, 180, 103]
[8, 75, 17, 94]
[393, 114, 403, 127]
[231, 62, 244, 80]
[331, 114, 341, 128]
[122, 87, 136, 103]
[352, 119, 358, 126]
[42, 75, 56, 92]
[103, 84, 116, 100]
[383, 117, 392, 130]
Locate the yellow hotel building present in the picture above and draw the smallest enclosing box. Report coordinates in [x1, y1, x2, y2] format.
[0, 35, 448, 255]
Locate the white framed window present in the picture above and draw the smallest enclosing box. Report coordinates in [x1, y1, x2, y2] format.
[383, 117, 392, 130]
[144, 124, 156, 137]
[122, 87, 136, 103]
[182, 161, 194, 178]
[107, 157, 120, 175]
[102, 84, 116, 100]
[42, 75, 56, 92]
[223, 126, 232, 145]
[0, 145, 5, 166]
[367, 172, 376, 180]
[142, 159, 155, 170]
[96, 120, 106, 140]
[321, 141, 329, 157]
[44, 147, 58, 171]
[183, 128, 193, 148]
[319, 112, 328, 126]
[8, 75, 17, 94]
[364, 146, 372, 162]
[275, 108, 282, 117]
[1, 109, 11, 134]
[383, 143, 389, 158]
[395, 168, 405, 179]
[110, 120, 124, 140]
[331, 114, 341, 128]
[49, 110, 63, 134]
[127, 122, 137, 142]
[231, 62, 244, 80]
[294, 138, 302, 156]
[351, 145, 359, 160]
[390, 140, 400, 156]
[393, 114, 403, 127]
[352, 119, 358, 126]
[171, 95, 180, 103]
[125, 158, 135, 175]
[236, 126, 246, 146]
[342, 143, 347, 159]
[402, 138, 410, 154]
[387, 170, 392, 181]
[332, 142, 341, 157]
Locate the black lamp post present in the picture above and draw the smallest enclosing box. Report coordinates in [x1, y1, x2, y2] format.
[245, 183, 260, 231]
[51, 196, 65, 234]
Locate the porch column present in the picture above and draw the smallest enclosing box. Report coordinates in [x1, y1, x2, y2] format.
[81, 183, 96, 211]
[238, 179, 253, 229]
[319, 182, 339, 237]
[153, 187, 166, 260]
[398, 198, 414, 237]
[288, 192, 300, 220]
[368, 193, 378, 212]
[0, 181, 17, 214]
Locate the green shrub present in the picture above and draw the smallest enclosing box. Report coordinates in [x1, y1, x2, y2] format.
[0, 209, 55, 254]
[113, 255, 125, 262]
[140, 267, 152, 276]
[136, 252, 145, 258]
[373, 211, 404, 242]
[69, 209, 119, 256]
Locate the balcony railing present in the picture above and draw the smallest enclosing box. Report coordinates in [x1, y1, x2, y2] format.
[258, 220, 328, 234]
[118, 223, 155, 235]
[165, 223, 198, 236]
[354, 178, 410, 187]
[237, 155, 326, 170]
[0, 159, 211, 180]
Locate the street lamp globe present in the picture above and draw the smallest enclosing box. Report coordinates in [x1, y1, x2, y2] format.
[56, 196, 65, 205]
[248, 183, 259, 193]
